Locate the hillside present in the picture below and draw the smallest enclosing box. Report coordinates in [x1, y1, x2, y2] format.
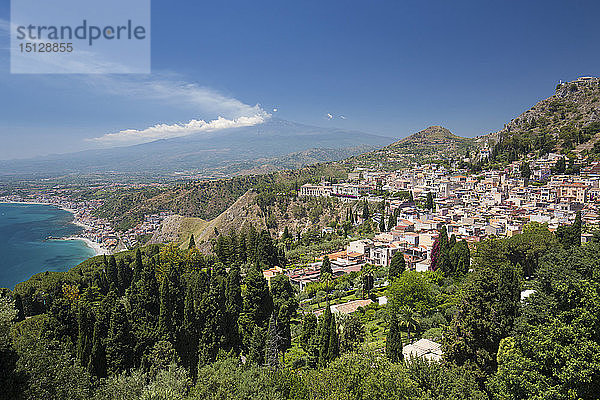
[346, 125, 477, 169]
[91, 163, 349, 231]
[151, 189, 357, 253]
[486, 77, 600, 162]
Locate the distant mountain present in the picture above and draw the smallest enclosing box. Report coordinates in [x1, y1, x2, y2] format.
[346, 125, 476, 169]
[0, 118, 394, 178]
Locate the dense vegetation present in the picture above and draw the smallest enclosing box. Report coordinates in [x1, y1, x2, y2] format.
[1, 214, 599, 399]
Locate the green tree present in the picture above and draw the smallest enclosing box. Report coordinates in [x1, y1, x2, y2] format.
[448, 239, 471, 275]
[425, 192, 435, 210]
[388, 213, 397, 230]
[225, 265, 242, 352]
[270, 274, 298, 351]
[320, 255, 333, 278]
[133, 249, 143, 283]
[362, 201, 370, 220]
[105, 301, 134, 374]
[443, 251, 521, 382]
[386, 310, 403, 362]
[520, 162, 531, 180]
[388, 251, 406, 281]
[326, 312, 339, 362]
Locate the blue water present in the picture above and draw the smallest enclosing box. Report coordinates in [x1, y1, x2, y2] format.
[0, 203, 96, 289]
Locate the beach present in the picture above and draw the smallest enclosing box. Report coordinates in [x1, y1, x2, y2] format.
[63, 236, 110, 256]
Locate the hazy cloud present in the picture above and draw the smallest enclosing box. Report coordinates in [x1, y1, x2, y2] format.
[88, 114, 268, 147]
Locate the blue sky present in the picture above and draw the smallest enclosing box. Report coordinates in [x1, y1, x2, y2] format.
[0, 0, 599, 159]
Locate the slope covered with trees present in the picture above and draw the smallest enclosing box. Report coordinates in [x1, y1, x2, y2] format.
[2, 215, 598, 399]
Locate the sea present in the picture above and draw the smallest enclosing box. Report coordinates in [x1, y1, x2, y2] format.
[0, 203, 96, 289]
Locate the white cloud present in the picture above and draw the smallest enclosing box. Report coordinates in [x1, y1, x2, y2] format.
[273, 108, 278, 112]
[88, 114, 268, 147]
[340, 115, 347, 120]
[87, 74, 267, 119]
[327, 113, 333, 120]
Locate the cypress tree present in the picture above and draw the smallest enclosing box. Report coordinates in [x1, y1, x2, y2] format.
[105, 301, 134, 374]
[88, 319, 107, 378]
[107, 255, 118, 289]
[225, 265, 242, 352]
[158, 276, 172, 337]
[320, 256, 332, 278]
[300, 313, 317, 352]
[388, 251, 406, 281]
[247, 325, 265, 365]
[133, 249, 143, 283]
[264, 314, 281, 369]
[388, 213, 397, 230]
[318, 303, 332, 367]
[362, 201, 370, 220]
[198, 273, 227, 365]
[386, 310, 403, 362]
[188, 234, 196, 250]
[117, 259, 130, 295]
[242, 267, 273, 328]
[76, 304, 94, 368]
[426, 192, 435, 210]
[327, 313, 339, 362]
[573, 211, 582, 246]
[379, 215, 386, 232]
[180, 279, 199, 375]
[270, 274, 298, 351]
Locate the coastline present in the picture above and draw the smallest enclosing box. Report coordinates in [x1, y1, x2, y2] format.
[63, 236, 111, 256]
[1, 201, 111, 256]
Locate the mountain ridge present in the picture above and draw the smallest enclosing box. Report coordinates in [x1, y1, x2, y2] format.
[0, 118, 394, 178]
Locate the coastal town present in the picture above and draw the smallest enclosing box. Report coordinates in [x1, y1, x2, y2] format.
[278, 152, 600, 289]
[0, 193, 172, 255]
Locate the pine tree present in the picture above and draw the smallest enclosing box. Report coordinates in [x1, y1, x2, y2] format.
[388, 251, 406, 281]
[188, 234, 196, 250]
[443, 261, 520, 379]
[386, 310, 403, 362]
